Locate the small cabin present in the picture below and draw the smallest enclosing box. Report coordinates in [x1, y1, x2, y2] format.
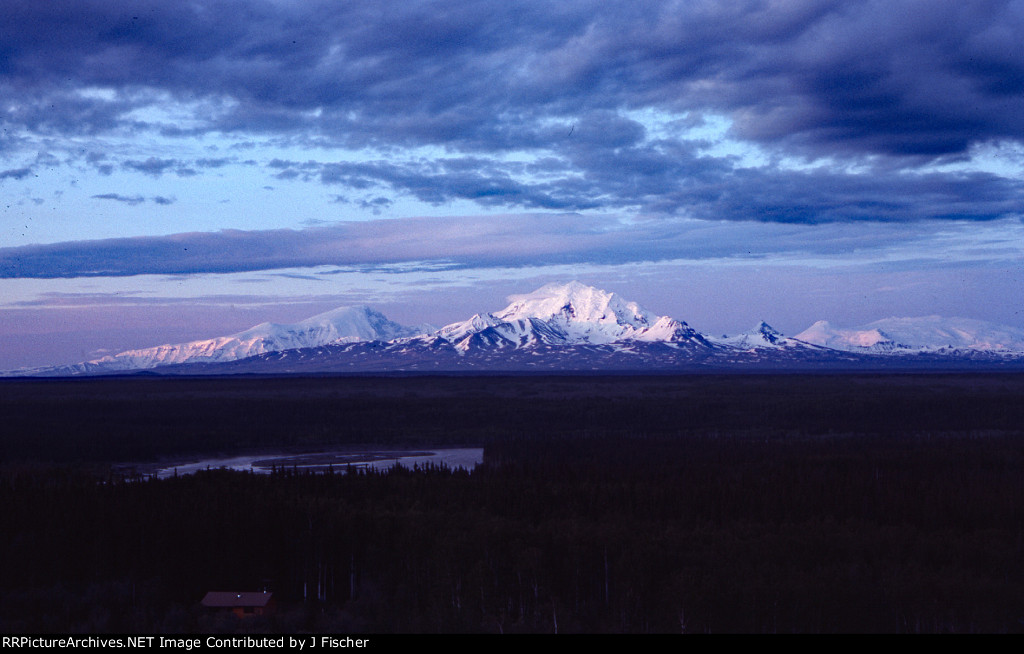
[200, 591, 276, 618]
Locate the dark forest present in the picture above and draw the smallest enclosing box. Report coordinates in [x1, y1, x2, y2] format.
[1, 373, 1023, 633]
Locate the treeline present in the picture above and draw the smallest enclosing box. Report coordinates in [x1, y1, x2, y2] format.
[2, 429, 1023, 633]
[4, 373, 1024, 462]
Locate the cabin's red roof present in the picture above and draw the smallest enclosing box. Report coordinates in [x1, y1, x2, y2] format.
[201, 591, 274, 608]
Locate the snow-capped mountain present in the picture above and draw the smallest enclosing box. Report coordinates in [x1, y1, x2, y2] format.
[794, 316, 1024, 355]
[424, 281, 710, 351]
[8, 283, 1024, 377]
[708, 321, 817, 350]
[15, 306, 426, 376]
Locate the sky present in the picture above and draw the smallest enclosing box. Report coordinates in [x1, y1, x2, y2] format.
[1, 0, 1023, 369]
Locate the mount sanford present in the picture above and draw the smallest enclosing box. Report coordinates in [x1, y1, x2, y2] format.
[11, 281, 1024, 376]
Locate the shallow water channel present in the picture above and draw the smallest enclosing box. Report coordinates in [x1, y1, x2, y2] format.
[154, 447, 484, 479]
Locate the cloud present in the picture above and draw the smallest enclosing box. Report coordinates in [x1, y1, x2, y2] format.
[317, 159, 597, 210]
[1, 1, 1023, 223]
[194, 157, 233, 168]
[84, 152, 115, 176]
[91, 193, 176, 206]
[1, 1, 1020, 159]
[92, 193, 146, 206]
[357, 196, 393, 214]
[122, 157, 193, 177]
[6, 291, 293, 309]
[273, 150, 1024, 222]
[6, 4, 1024, 152]
[2, 213, 1021, 279]
[0, 168, 32, 181]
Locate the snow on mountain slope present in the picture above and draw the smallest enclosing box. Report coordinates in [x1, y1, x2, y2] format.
[795, 321, 898, 353]
[9, 283, 1024, 377]
[496, 281, 658, 335]
[19, 306, 425, 375]
[795, 316, 1024, 354]
[230, 305, 426, 350]
[709, 321, 811, 350]
[428, 281, 710, 350]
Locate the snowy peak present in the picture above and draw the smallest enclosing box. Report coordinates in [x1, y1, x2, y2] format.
[23, 305, 425, 375]
[143, 305, 422, 364]
[434, 282, 708, 348]
[496, 281, 658, 329]
[864, 316, 1024, 352]
[710, 321, 803, 350]
[756, 321, 785, 344]
[434, 313, 503, 342]
[234, 305, 423, 345]
[795, 320, 896, 352]
[632, 315, 705, 343]
[11, 283, 1024, 377]
[795, 316, 1024, 354]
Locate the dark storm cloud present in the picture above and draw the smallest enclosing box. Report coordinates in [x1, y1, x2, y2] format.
[3, 1, 1024, 222]
[2, 0, 1018, 154]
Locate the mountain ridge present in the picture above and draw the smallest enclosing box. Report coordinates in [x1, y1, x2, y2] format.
[795, 316, 1024, 354]
[7, 281, 1024, 376]
[11, 305, 428, 376]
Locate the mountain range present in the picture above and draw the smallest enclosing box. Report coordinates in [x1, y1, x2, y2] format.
[9, 281, 1024, 376]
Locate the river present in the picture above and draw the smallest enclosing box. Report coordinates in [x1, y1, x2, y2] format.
[154, 447, 484, 479]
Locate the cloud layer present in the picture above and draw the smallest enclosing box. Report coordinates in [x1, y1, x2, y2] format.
[3, 214, 1021, 279]
[2, 1, 1023, 224]
[4, 1, 1020, 155]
